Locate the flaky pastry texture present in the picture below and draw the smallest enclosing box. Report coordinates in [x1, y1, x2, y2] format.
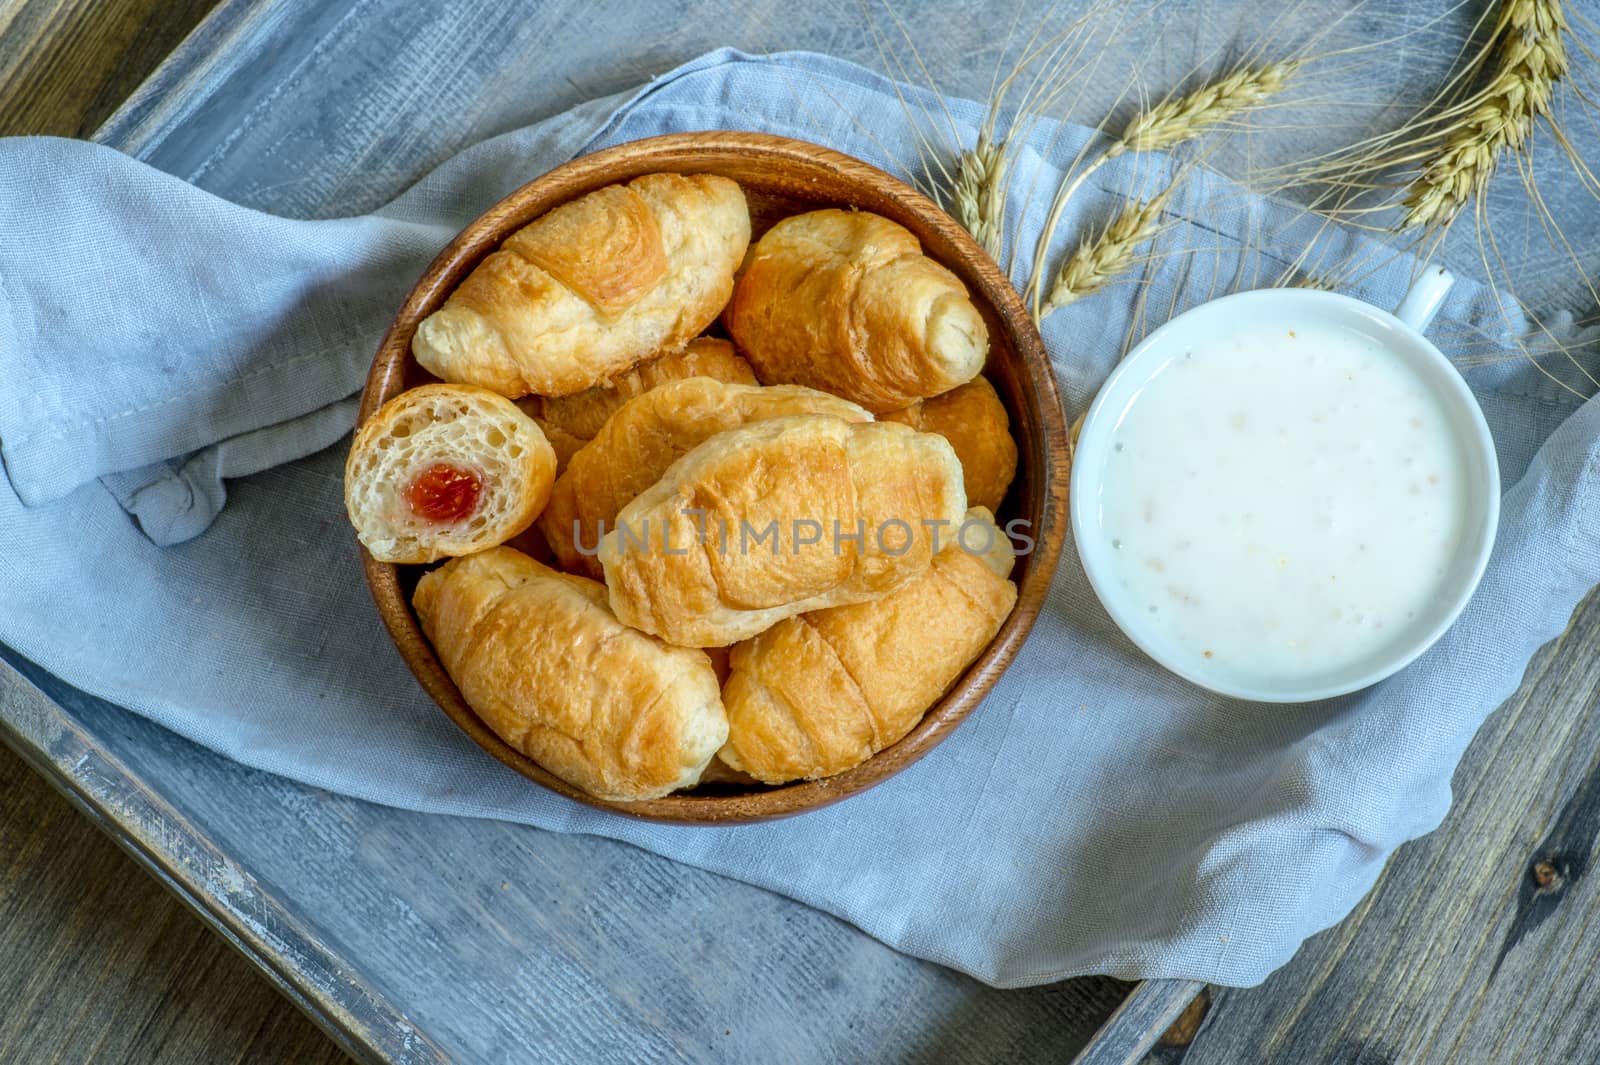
[719, 508, 1017, 783]
[599, 415, 967, 647]
[883, 376, 1019, 512]
[414, 174, 750, 397]
[541, 377, 871, 579]
[414, 547, 727, 801]
[517, 337, 757, 472]
[725, 208, 988, 412]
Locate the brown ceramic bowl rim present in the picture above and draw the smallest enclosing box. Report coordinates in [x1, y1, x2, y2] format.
[357, 130, 1068, 824]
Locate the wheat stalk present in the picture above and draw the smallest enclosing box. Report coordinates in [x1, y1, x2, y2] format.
[952, 133, 1007, 259]
[941, 3, 1121, 263]
[1026, 60, 1299, 317]
[1065, 408, 1086, 490]
[1401, 0, 1569, 232]
[1120, 61, 1299, 153]
[1040, 183, 1176, 319]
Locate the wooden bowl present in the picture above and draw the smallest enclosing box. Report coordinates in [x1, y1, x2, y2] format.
[357, 131, 1068, 824]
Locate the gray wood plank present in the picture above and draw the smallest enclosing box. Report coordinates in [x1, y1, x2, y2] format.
[122, 0, 1598, 313]
[0, 0, 219, 137]
[1070, 982, 1207, 1065]
[1, 0, 1593, 1061]
[0, 654, 430, 1064]
[0, 740, 355, 1065]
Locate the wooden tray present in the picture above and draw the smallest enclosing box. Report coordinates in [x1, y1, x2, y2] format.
[0, 0, 1203, 1060]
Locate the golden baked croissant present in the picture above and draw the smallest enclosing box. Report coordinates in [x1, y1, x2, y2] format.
[724, 209, 989, 412]
[344, 384, 556, 564]
[516, 337, 757, 471]
[720, 507, 1017, 783]
[414, 547, 727, 801]
[413, 174, 750, 398]
[540, 377, 871, 579]
[599, 415, 967, 647]
[883, 376, 1018, 512]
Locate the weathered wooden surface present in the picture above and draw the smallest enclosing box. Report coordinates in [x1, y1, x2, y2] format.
[1153, 588, 1600, 1063]
[1072, 983, 1210, 1065]
[0, 740, 350, 1065]
[0, 0, 217, 137]
[2, 0, 1599, 1062]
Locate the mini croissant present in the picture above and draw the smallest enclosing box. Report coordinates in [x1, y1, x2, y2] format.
[599, 415, 967, 647]
[883, 376, 1018, 513]
[413, 174, 750, 398]
[414, 547, 727, 801]
[720, 508, 1017, 783]
[517, 337, 757, 471]
[344, 384, 556, 564]
[724, 209, 989, 412]
[540, 377, 871, 579]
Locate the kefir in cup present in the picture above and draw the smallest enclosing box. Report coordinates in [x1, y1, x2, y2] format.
[1071, 271, 1498, 702]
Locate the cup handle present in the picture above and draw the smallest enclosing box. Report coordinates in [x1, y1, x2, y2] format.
[1393, 266, 1455, 333]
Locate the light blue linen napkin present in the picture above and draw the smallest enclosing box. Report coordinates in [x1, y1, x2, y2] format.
[1, 50, 1596, 987]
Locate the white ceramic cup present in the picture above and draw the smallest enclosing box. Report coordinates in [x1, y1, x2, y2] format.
[1070, 268, 1500, 702]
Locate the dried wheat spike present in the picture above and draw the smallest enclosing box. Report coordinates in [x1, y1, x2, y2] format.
[1402, 0, 1569, 232]
[953, 134, 1007, 259]
[1041, 185, 1175, 318]
[1119, 61, 1299, 155]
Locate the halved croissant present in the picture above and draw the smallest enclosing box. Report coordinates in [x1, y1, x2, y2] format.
[883, 376, 1018, 512]
[720, 508, 1017, 783]
[724, 209, 988, 412]
[414, 547, 726, 802]
[516, 337, 757, 472]
[540, 377, 871, 579]
[599, 415, 967, 647]
[344, 384, 555, 564]
[413, 174, 750, 397]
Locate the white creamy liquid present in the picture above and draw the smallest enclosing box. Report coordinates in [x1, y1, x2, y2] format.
[1096, 320, 1470, 687]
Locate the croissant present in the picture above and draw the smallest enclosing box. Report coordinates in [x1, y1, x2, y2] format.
[344, 384, 556, 564]
[516, 337, 757, 472]
[414, 547, 727, 801]
[599, 415, 967, 647]
[413, 174, 750, 397]
[724, 209, 988, 412]
[720, 508, 1017, 783]
[540, 377, 871, 579]
[883, 376, 1018, 512]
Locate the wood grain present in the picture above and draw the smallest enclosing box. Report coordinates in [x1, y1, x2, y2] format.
[1070, 981, 1208, 1065]
[2, 0, 1594, 1060]
[1152, 587, 1600, 1064]
[0, 741, 351, 1065]
[0, 0, 218, 137]
[361, 131, 1070, 823]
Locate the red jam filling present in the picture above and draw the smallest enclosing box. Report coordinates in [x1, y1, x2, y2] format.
[404, 463, 483, 524]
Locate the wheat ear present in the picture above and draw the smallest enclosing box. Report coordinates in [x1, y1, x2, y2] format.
[952, 133, 1007, 260]
[1039, 184, 1175, 319]
[1120, 61, 1298, 153]
[1401, 0, 1569, 232]
[1027, 61, 1298, 317]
